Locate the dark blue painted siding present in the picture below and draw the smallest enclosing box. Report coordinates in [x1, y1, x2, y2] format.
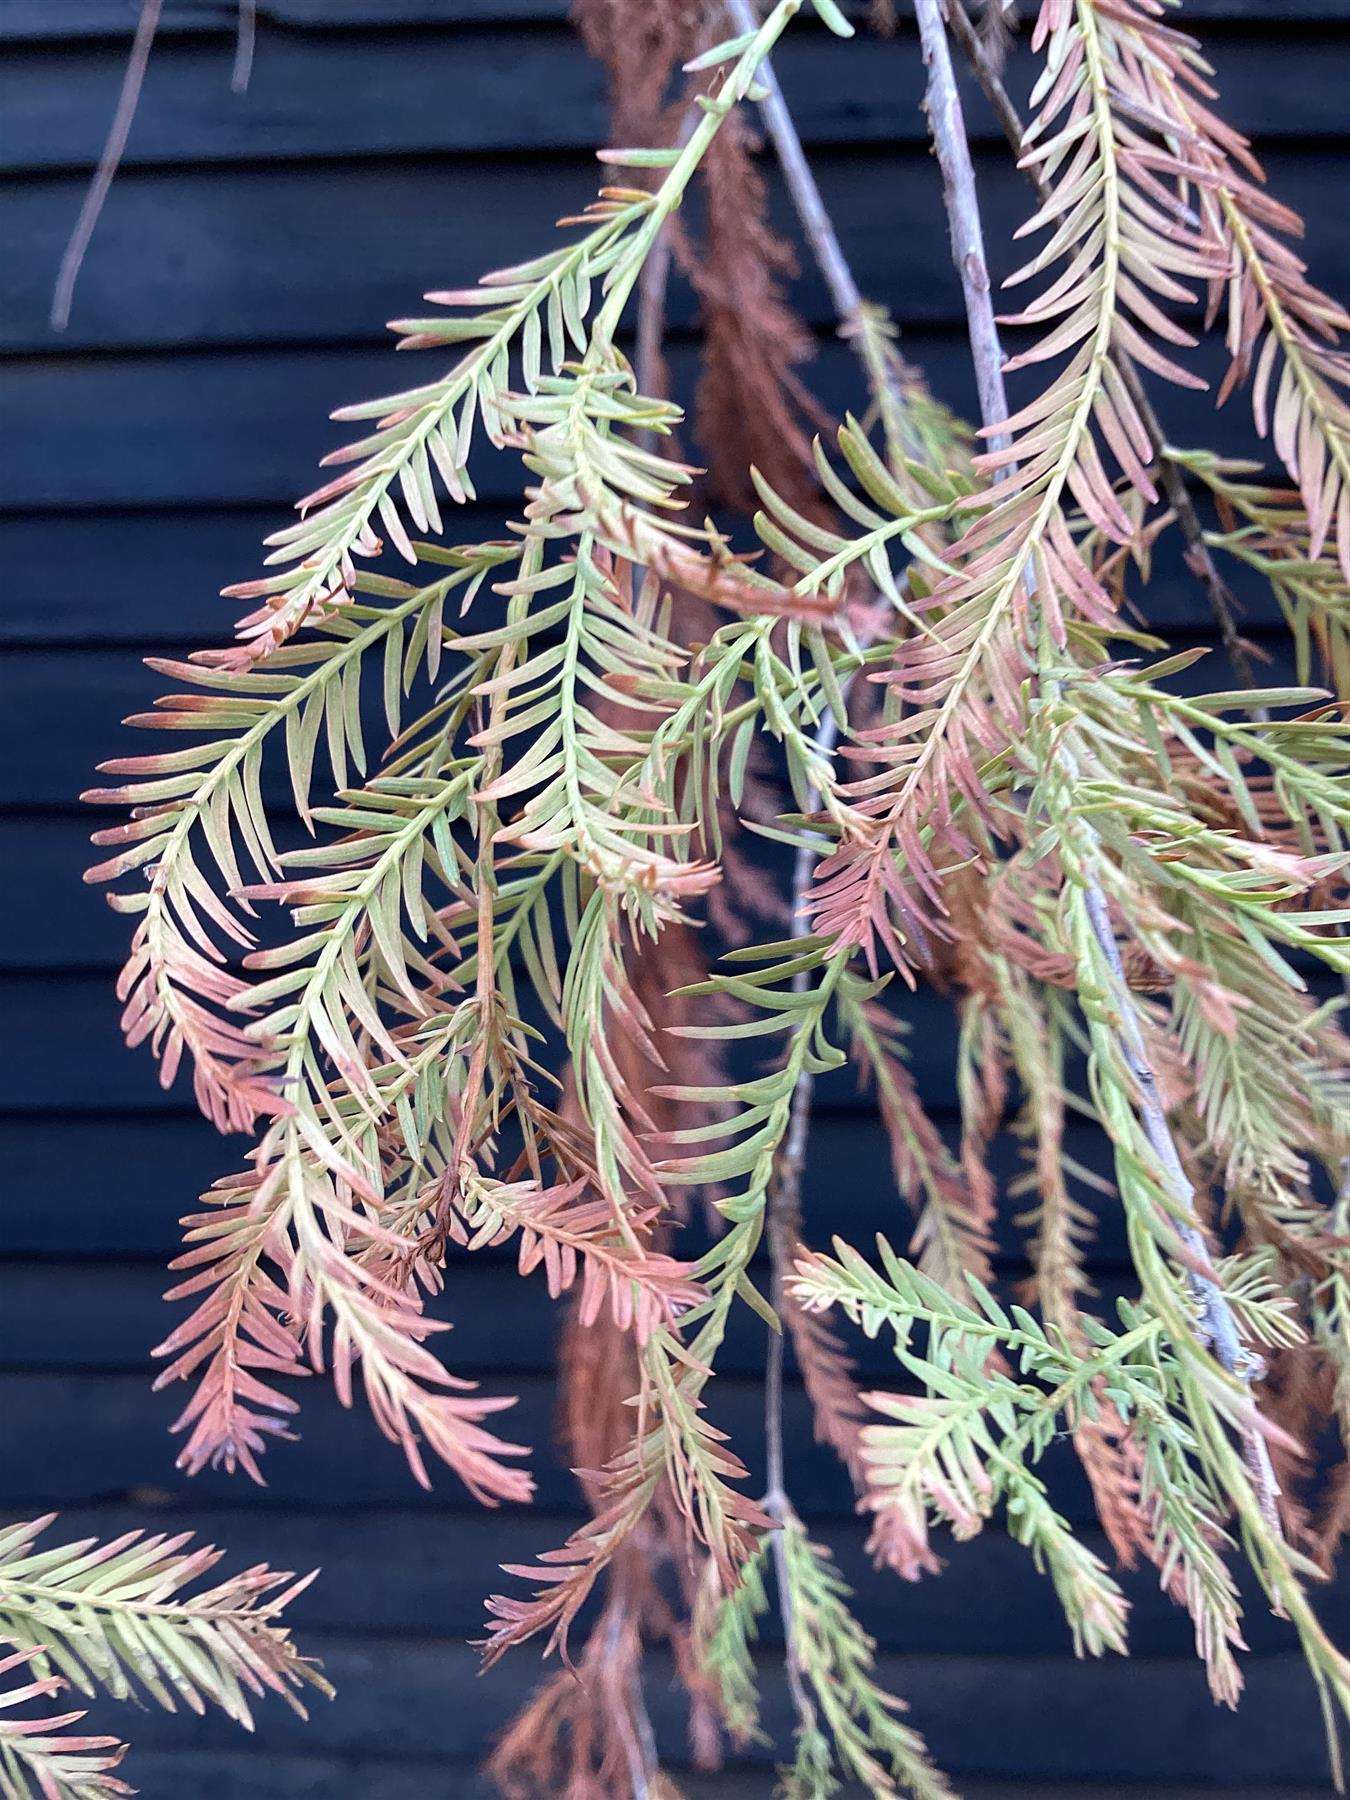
[1, 3, 1346, 1794]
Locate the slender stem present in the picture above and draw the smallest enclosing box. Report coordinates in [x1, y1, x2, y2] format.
[724, 0, 929, 463]
[913, 2, 1010, 450]
[635, 94, 702, 445]
[942, 0, 1263, 697]
[911, 0, 1281, 1527]
[636, 227, 675, 418]
[593, 0, 803, 347]
[231, 0, 257, 93]
[724, 0, 863, 322]
[51, 0, 164, 331]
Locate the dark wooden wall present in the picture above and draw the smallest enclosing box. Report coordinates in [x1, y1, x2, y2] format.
[3, 2, 1349, 1794]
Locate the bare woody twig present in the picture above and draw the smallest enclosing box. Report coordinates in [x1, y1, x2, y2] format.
[51, 0, 164, 332]
[52, 0, 258, 332]
[724, 0, 932, 464]
[911, 0, 1282, 1528]
[232, 0, 258, 94]
[724, 0, 865, 322]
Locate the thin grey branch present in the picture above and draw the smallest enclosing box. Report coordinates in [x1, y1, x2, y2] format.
[724, 0, 864, 321]
[912, 0, 1282, 1529]
[232, 0, 258, 93]
[51, 0, 164, 332]
[913, 1, 1009, 448]
[52, 0, 260, 330]
[724, 0, 930, 461]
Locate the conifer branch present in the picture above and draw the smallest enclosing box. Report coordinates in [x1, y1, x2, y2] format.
[0, 1517, 323, 1799]
[0, 1644, 131, 1800]
[941, 0, 1261, 689]
[83, 0, 1350, 1783]
[911, 0, 1281, 1522]
[724, 0, 971, 518]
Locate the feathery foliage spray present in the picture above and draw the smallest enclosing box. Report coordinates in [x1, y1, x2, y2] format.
[70, 0, 1350, 1791]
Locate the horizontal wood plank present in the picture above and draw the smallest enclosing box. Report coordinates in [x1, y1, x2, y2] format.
[0, 1110, 1136, 1262]
[57, 1762, 1344, 1800]
[0, 0, 575, 34]
[0, 339, 961, 510]
[0, 622, 1300, 814]
[1, 923, 1325, 1111]
[0, 29, 904, 170]
[51, 1634, 1341, 1785]
[0, 506, 472, 644]
[5, 151, 961, 350]
[0, 972, 970, 1111]
[0, 332, 1304, 514]
[0, 1259, 1161, 1375]
[12, 147, 1350, 354]
[0, 496, 1295, 646]
[8, 28, 1350, 182]
[0, 1357, 1323, 1540]
[5, 0, 1348, 38]
[0, 1362, 1183, 1534]
[39, 1502, 1307, 1656]
[0, 1367, 858, 1514]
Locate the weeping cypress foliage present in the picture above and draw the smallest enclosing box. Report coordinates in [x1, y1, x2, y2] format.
[0, 1517, 323, 1800]
[73, 0, 1350, 1793]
